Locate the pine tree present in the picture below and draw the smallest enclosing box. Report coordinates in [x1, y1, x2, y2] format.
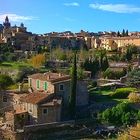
[122, 29, 125, 37]
[102, 56, 109, 71]
[69, 52, 77, 118]
[126, 47, 132, 61]
[117, 31, 121, 37]
[126, 30, 129, 36]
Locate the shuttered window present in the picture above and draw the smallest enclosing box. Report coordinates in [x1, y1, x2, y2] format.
[36, 80, 40, 89]
[44, 81, 48, 91]
[29, 78, 32, 86]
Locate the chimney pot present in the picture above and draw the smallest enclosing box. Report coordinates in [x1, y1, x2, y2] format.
[53, 99, 58, 105]
[47, 75, 50, 80]
[59, 73, 62, 77]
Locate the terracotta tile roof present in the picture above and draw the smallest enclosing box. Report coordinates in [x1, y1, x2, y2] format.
[14, 105, 27, 115]
[21, 92, 50, 104]
[5, 106, 27, 120]
[40, 98, 62, 107]
[28, 72, 71, 83]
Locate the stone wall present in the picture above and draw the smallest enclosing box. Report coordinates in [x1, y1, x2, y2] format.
[37, 105, 61, 123]
[54, 81, 71, 106]
[24, 120, 75, 133]
[76, 81, 89, 106]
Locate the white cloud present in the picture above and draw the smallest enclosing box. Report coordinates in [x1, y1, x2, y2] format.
[64, 2, 79, 7]
[65, 17, 75, 22]
[89, 3, 140, 13]
[0, 13, 38, 22]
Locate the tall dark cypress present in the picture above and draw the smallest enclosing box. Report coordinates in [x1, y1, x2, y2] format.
[122, 29, 125, 37]
[69, 52, 77, 118]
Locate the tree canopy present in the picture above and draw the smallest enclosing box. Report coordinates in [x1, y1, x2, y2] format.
[29, 54, 46, 69]
[127, 69, 140, 87]
[0, 74, 13, 91]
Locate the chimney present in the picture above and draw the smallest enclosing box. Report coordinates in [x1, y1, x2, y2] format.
[47, 75, 50, 80]
[59, 73, 62, 77]
[18, 83, 23, 92]
[53, 99, 58, 105]
[13, 110, 16, 114]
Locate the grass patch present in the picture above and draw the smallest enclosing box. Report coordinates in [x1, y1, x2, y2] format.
[88, 85, 133, 103]
[8, 84, 18, 90]
[0, 61, 32, 69]
[110, 87, 137, 99]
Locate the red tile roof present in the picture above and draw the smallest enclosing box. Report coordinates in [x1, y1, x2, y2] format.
[21, 92, 50, 104]
[40, 98, 62, 107]
[14, 105, 27, 115]
[28, 72, 71, 83]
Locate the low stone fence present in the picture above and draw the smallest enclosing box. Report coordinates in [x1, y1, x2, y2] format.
[24, 120, 75, 133]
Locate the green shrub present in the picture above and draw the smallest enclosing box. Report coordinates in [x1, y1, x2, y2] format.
[100, 85, 113, 90]
[103, 68, 127, 79]
[99, 103, 137, 126]
[0, 74, 13, 90]
[89, 81, 97, 88]
[110, 88, 136, 99]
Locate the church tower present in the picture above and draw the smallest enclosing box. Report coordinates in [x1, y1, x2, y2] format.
[3, 16, 11, 28]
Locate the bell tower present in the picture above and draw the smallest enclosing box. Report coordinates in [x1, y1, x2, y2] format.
[3, 16, 11, 28]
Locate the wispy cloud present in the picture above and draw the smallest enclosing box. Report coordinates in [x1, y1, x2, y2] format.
[65, 17, 75, 22]
[89, 3, 140, 13]
[0, 13, 38, 22]
[64, 2, 79, 7]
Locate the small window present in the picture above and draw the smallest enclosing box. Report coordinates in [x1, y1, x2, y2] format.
[29, 78, 32, 87]
[36, 80, 40, 89]
[59, 84, 64, 91]
[3, 96, 7, 102]
[43, 109, 48, 114]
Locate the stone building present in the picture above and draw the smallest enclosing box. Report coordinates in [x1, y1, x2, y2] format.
[21, 92, 62, 124]
[28, 72, 71, 106]
[96, 36, 140, 51]
[0, 16, 34, 51]
[5, 105, 28, 131]
[18, 72, 89, 124]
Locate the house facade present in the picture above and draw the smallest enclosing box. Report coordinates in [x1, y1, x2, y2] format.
[21, 93, 62, 124]
[18, 72, 89, 125]
[28, 72, 71, 106]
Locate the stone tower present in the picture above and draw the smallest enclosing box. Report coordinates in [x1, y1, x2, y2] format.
[3, 16, 11, 28]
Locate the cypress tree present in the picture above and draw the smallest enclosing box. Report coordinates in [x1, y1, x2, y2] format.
[122, 29, 125, 37]
[117, 31, 121, 37]
[126, 47, 132, 61]
[126, 30, 129, 36]
[69, 52, 77, 118]
[102, 56, 109, 71]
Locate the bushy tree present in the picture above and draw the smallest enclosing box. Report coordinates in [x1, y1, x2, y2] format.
[29, 54, 46, 69]
[83, 57, 100, 77]
[100, 103, 137, 125]
[103, 68, 127, 79]
[127, 69, 140, 87]
[0, 74, 13, 91]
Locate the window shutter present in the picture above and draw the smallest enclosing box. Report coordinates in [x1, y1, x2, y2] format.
[36, 80, 40, 89]
[44, 82, 48, 90]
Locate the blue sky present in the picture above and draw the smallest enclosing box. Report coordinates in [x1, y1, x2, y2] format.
[1, 0, 140, 34]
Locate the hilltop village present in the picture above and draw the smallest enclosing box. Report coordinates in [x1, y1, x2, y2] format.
[1, 16, 140, 139]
